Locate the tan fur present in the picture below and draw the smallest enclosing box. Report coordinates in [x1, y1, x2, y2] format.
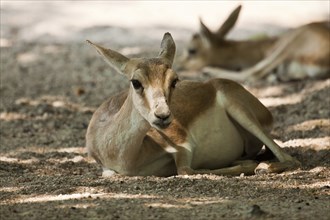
[86, 33, 300, 177]
[177, 5, 330, 81]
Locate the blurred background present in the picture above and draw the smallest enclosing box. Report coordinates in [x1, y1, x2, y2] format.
[1, 0, 329, 108]
[1, 1, 329, 47]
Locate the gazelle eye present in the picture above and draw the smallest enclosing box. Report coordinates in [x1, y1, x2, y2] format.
[188, 48, 197, 55]
[131, 80, 143, 90]
[171, 78, 179, 88]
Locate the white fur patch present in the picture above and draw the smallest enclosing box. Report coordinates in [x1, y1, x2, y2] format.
[164, 145, 177, 153]
[102, 169, 116, 177]
[164, 142, 192, 154]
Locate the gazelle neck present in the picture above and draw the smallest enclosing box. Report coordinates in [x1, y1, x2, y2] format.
[90, 89, 153, 174]
[116, 90, 151, 145]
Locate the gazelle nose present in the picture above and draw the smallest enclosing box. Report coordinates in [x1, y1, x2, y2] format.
[154, 112, 171, 121]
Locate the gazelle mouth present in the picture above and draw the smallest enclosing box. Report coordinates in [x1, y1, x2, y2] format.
[153, 120, 171, 129]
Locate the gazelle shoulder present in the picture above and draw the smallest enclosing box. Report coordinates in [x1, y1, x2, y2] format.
[92, 90, 129, 121]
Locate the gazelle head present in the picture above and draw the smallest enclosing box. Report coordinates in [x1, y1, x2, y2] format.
[87, 33, 179, 129]
[177, 5, 242, 71]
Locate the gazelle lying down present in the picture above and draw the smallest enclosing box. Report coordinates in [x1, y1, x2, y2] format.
[86, 33, 300, 177]
[178, 5, 330, 82]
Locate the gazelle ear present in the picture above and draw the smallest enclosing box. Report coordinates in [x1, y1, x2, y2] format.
[199, 18, 216, 42]
[216, 5, 242, 39]
[86, 40, 129, 75]
[158, 32, 176, 67]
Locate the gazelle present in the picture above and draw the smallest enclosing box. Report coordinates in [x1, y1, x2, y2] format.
[86, 33, 300, 177]
[178, 5, 330, 82]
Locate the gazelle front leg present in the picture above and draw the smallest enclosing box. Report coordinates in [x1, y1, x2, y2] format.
[156, 130, 195, 175]
[173, 145, 258, 176]
[173, 146, 194, 175]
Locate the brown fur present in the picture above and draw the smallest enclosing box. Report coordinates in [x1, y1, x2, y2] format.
[170, 81, 216, 128]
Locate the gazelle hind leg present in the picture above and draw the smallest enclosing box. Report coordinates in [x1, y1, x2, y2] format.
[255, 161, 298, 174]
[213, 79, 300, 173]
[179, 160, 258, 176]
[226, 104, 300, 173]
[210, 160, 258, 176]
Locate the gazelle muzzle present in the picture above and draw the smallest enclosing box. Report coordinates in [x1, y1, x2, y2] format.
[152, 94, 172, 129]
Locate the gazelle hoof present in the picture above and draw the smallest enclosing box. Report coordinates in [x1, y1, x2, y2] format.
[177, 166, 195, 175]
[254, 160, 301, 174]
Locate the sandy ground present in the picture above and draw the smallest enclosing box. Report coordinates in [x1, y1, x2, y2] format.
[1, 1, 330, 220]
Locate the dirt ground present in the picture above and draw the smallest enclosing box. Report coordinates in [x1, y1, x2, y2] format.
[1, 2, 330, 220]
